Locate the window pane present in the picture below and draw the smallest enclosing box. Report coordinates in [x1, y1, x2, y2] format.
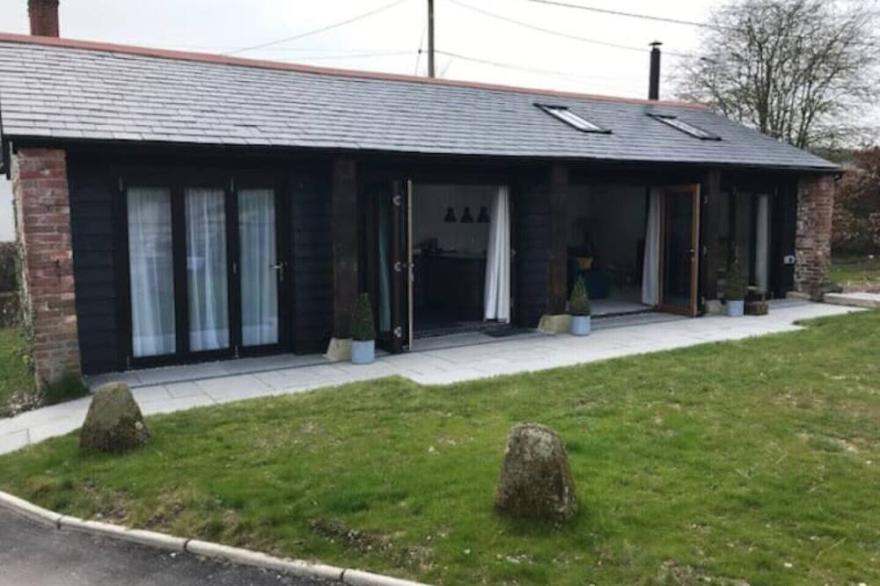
[538, 104, 606, 133]
[128, 187, 176, 357]
[239, 189, 279, 346]
[186, 188, 229, 352]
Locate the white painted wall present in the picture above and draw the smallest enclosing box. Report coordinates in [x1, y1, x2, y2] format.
[0, 178, 14, 242]
[412, 184, 494, 256]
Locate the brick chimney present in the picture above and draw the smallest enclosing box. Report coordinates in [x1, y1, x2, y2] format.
[28, 0, 60, 37]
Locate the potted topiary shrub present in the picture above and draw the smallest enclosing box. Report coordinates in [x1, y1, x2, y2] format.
[569, 275, 592, 336]
[351, 293, 376, 365]
[725, 261, 747, 317]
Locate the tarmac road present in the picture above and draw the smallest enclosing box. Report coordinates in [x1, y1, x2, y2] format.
[0, 508, 333, 586]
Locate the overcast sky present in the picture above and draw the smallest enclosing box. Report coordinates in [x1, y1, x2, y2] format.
[0, 0, 875, 240]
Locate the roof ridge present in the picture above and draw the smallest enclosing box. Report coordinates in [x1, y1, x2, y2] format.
[0, 32, 707, 110]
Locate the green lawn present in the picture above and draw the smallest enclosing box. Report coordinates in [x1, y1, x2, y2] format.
[831, 254, 880, 290]
[0, 327, 34, 416]
[2, 313, 879, 585]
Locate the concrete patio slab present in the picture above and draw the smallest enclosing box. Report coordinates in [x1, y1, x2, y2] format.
[825, 292, 880, 309]
[0, 301, 863, 456]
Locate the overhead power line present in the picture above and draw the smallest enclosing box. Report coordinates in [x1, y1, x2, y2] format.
[529, 0, 716, 29]
[435, 49, 637, 83]
[448, 0, 690, 57]
[227, 0, 411, 56]
[295, 50, 416, 62]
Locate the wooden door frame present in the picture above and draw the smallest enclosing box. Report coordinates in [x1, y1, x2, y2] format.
[656, 184, 702, 317]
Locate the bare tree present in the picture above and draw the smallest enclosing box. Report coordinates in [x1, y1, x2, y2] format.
[674, 0, 880, 149]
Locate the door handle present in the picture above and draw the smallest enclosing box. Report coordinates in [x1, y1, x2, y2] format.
[270, 262, 285, 282]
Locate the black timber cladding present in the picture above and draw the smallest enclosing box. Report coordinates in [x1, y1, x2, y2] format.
[67, 156, 119, 374]
[290, 171, 334, 354]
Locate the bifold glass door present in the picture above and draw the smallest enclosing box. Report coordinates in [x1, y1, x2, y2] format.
[185, 188, 230, 352]
[370, 179, 412, 354]
[658, 185, 701, 316]
[238, 189, 280, 347]
[127, 188, 176, 358]
[126, 182, 285, 365]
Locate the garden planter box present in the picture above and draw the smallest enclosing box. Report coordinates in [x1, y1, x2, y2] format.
[351, 340, 375, 365]
[570, 315, 591, 336]
[745, 300, 769, 316]
[727, 300, 745, 317]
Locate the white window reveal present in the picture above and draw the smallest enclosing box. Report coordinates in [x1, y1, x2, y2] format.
[536, 104, 610, 134]
[649, 113, 721, 140]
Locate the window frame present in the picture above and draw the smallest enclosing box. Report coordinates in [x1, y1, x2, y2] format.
[536, 103, 611, 134]
[648, 113, 721, 141]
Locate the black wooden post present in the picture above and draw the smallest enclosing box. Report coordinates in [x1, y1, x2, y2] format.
[331, 157, 358, 339]
[700, 168, 723, 301]
[547, 164, 569, 314]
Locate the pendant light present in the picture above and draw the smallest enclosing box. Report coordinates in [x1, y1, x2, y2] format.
[477, 206, 490, 223]
[444, 206, 457, 223]
[461, 206, 474, 223]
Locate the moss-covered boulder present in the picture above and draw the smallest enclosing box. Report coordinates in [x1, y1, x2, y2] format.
[79, 383, 149, 453]
[495, 423, 577, 523]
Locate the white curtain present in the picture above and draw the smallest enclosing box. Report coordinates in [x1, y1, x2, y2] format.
[483, 186, 511, 322]
[186, 188, 230, 352]
[755, 193, 770, 292]
[128, 188, 176, 357]
[641, 189, 662, 306]
[239, 189, 279, 346]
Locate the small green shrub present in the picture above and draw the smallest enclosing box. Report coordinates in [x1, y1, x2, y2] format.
[42, 371, 89, 406]
[351, 293, 375, 342]
[569, 275, 591, 316]
[725, 261, 747, 301]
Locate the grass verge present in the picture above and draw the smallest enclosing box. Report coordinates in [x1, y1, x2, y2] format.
[0, 327, 34, 416]
[1, 312, 878, 585]
[831, 254, 880, 291]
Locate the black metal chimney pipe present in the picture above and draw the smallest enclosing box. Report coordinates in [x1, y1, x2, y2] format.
[648, 41, 662, 100]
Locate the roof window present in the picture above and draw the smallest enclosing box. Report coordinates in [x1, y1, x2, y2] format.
[649, 113, 721, 140]
[536, 104, 610, 134]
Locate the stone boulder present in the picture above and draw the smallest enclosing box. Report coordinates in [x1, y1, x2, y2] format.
[495, 423, 577, 523]
[80, 383, 149, 453]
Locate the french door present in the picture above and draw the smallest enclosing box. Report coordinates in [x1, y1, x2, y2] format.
[367, 179, 413, 353]
[658, 185, 701, 316]
[124, 177, 287, 367]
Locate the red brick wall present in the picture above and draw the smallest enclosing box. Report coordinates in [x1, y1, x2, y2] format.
[795, 174, 835, 300]
[12, 148, 81, 387]
[28, 0, 60, 37]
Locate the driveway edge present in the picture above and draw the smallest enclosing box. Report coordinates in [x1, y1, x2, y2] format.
[0, 489, 429, 586]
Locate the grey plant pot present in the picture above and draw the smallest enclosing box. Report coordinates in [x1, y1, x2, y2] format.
[351, 340, 375, 365]
[570, 315, 592, 336]
[727, 299, 745, 317]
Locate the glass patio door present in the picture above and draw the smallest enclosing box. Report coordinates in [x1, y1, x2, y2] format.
[126, 179, 287, 366]
[185, 188, 230, 352]
[127, 188, 176, 358]
[658, 185, 701, 316]
[371, 179, 413, 353]
[238, 188, 281, 348]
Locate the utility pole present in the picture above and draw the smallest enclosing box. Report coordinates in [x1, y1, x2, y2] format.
[427, 0, 435, 77]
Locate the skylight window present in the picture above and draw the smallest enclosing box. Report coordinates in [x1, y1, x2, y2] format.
[537, 104, 610, 134]
[649, 113, 721, 140]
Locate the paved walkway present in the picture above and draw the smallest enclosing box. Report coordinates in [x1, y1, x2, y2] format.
[0, 300, 859, 455]
[825, 291, 880, 309]
[0, 508, 331, 586]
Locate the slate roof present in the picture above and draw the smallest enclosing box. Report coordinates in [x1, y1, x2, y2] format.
[0, 34, 837, 172]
